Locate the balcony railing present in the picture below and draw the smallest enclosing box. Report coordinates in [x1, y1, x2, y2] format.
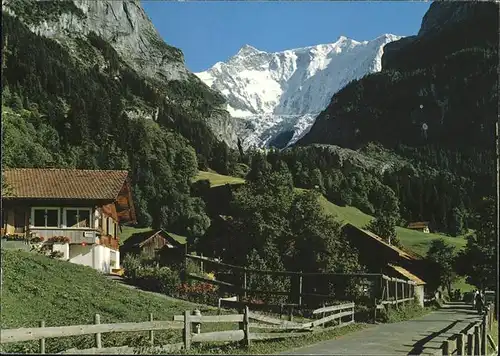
[28, 228, 99, 245]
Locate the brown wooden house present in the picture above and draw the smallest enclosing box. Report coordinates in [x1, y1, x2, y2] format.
[407, 221, 430, 233]
[1, 168, 136, 273]
[342, 223, 427, 306]
[120, 229, 184, 262]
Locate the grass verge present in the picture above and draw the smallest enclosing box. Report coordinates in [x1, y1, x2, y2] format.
[139, 323, 367, 355]
[378, 300, 435, 323]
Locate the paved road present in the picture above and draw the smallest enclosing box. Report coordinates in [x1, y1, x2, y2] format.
[280, 302, 481, 355]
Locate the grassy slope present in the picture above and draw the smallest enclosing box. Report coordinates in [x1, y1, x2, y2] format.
[0, 248, 226, 353]
[318, 196, 467, 256]
[195, 170, 245, 187]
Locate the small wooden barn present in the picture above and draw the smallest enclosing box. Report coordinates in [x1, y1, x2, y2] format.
[407, 221, 430, 233]
[120, 230, 184, 261]
[342, 223, 428, 306]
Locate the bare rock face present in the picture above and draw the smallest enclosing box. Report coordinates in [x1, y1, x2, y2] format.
[3, 0, 239, 147]
[4, 0, 189, 82]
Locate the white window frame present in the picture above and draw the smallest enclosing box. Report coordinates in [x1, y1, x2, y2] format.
[62, 208, 93, 229]
[31, 207, 61, 228]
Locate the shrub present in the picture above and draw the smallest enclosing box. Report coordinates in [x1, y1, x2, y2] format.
[377, 298, 429, 323]
[47, 236, 70, 243]
[177, 281, 219, 305]
[122, 254, 142, 281]
[135, 266, 181, 296]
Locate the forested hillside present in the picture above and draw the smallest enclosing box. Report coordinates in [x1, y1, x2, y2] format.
[1, 9, 239, 239]
[296, 1, 498, 235]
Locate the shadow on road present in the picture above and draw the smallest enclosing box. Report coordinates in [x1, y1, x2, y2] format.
[406, 319, 462, 355]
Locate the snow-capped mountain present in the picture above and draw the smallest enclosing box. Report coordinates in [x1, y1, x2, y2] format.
[196, 34, 402, 148]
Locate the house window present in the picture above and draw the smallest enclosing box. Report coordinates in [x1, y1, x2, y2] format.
[63, 208, 92, 228]
[32, 208, 60, 228]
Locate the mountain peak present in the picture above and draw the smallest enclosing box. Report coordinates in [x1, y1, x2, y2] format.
[197, 34, 402, 148]
[237, 44, 261, 56]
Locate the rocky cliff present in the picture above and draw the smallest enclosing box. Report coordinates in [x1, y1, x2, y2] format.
[3, 0, 238, 146]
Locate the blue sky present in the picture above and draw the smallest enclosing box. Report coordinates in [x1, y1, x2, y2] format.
[143, 1, 432, 73]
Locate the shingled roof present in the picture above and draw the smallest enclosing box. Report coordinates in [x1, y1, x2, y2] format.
[342, 223, 419, 261]
[3, 168, 130, 200]
[388, 264, 426, 285]
[407, 222, 430, 229]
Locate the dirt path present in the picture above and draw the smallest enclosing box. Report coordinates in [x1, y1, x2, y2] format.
[279, 302, 481, 355]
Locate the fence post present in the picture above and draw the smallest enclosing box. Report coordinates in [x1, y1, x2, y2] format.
[149, 313, 154, 346]
[467, 332, 474, 355]
[243, 306, 250, 347]
[94, 314, 102, 349]
[481, 311, 487, 356]
[395, 280, 399, 309]
[298, 272, 303, 306]
[183, 245, 188, 282]
[243, 270, 247, 299]
[200, 253, 204, 273]
[373, 277, 380, 323]
[457, 333, 465, 355]
[39, 320, 45, 354]
[193, 309, 201, 334]
[474, 325, 481, 354]
[184, 310, 191, 351]
[489, 305, 493, 331]
[442, 340, 450, 356]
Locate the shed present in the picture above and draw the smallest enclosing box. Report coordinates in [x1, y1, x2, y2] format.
[120, 230, 184, 260]
[342, 223, 428, 306]
[387, 264, 426, 307]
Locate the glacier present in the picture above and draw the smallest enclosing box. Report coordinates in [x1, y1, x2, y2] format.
[196, 34, 402, 149]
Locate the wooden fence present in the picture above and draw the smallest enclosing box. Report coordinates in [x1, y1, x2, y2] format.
[0, 303, 356, 354]
[437, 304, 498, 356]
[186, 254, 416, 313]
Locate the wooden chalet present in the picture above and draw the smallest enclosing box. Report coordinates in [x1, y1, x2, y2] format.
[1, 168, 136, 273]
[407, 221, 430, 233]
[342, 223, 427, 306]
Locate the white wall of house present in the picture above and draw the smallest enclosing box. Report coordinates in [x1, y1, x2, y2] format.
[52, 243, 69, 260]
[414, 285, 425, 307]
[68, 244, 119, 273]
[69, 244, 93, 266]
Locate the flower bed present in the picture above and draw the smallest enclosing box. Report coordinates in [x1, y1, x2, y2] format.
[1, 234, 28, 242]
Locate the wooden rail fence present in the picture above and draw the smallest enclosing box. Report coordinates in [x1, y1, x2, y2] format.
[186, 254, 417, 314]
[0, 303, 356, 354]
[437, 304, 497, 356]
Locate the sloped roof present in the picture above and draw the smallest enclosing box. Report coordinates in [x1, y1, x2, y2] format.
[3, 168, 129, 200]
[407, 222, 430, 229]
[343, 223, 418, 261]
[389, 264, 426, 285]
[121, 230, 183, 249]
